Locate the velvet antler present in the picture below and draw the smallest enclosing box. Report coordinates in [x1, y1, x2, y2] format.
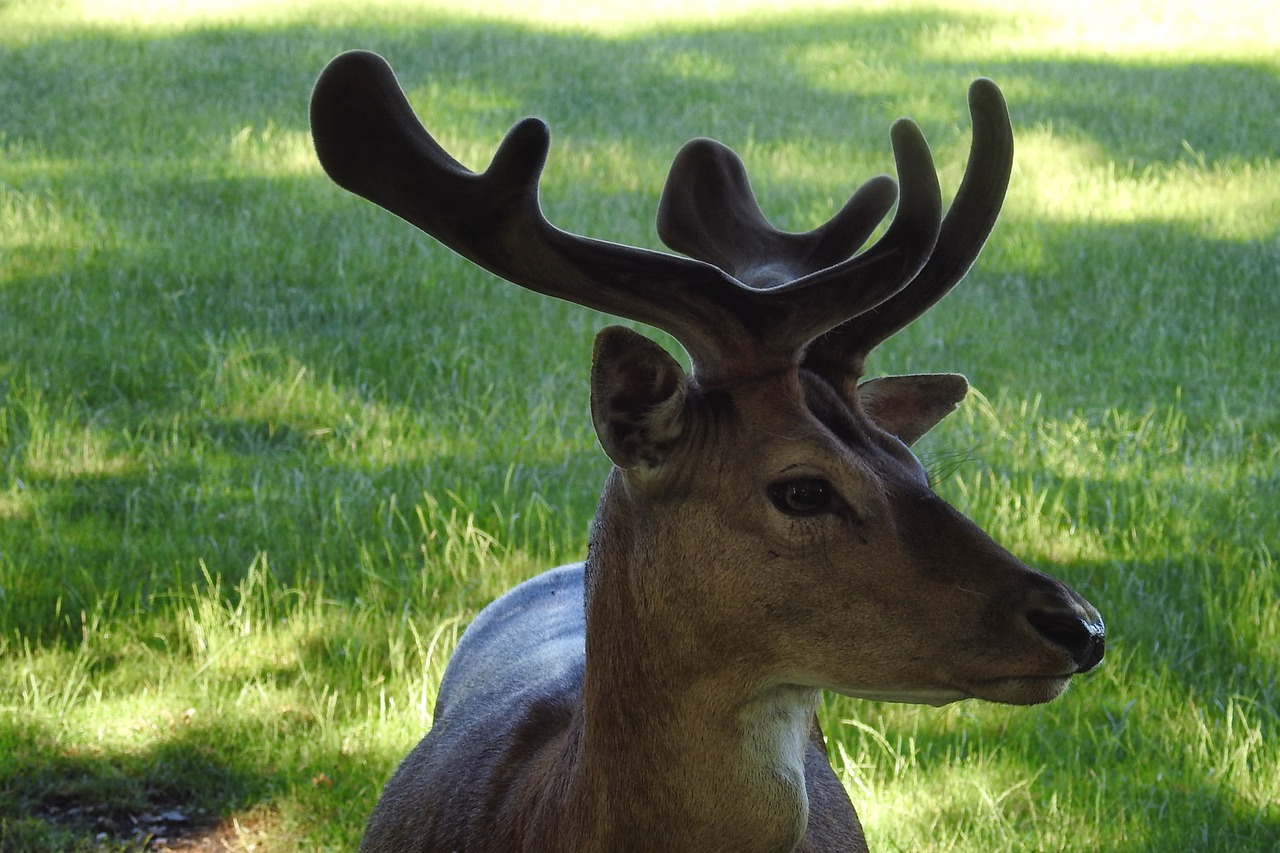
[309, 51, 986, 384]
[803, 79, 1014, 387]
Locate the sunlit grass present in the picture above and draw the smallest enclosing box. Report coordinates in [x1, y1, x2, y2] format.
[2, 0, 1278, 849]
[50, 0, 1279, 58]
[1009, 131, 1279, 238]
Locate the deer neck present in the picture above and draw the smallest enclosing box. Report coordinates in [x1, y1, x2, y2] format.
[568, 485, 820, 852]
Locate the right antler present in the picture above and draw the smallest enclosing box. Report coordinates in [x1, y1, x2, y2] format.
[803, 79, 1014, 386]
[657, 78, 1013, 387]
[309, 50, 963, 384]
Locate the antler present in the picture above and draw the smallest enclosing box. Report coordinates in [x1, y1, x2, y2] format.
[803, 79, 1014, 385]
[656, 141, 898, 291]
[309, 50, 961, 385]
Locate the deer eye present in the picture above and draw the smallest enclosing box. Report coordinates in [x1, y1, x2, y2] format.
[768, 479, 834, 516]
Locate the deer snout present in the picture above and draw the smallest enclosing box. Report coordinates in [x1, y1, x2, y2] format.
[1027, 609, 1105, 673]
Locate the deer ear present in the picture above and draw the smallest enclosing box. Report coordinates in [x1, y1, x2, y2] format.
[857, 373, 968, 447]
[590, 326, 689, 471]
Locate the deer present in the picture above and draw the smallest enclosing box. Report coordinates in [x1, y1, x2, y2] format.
[309, 50, 1105, 853]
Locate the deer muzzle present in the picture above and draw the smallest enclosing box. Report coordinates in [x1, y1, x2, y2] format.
[1027, 608, 1106, 673]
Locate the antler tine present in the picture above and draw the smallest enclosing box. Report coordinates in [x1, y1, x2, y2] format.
[804, 78, 1015, 383]
[655, 120, 946, 352]
[657, 139, 900, 286]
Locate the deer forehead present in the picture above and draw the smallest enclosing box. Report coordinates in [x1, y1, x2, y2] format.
[673, 372, 927, 493]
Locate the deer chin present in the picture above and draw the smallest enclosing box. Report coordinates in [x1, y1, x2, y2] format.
[842, 688, 968, 707]
[968, 674, 1074, 706]
[840, 673, 1074, 708]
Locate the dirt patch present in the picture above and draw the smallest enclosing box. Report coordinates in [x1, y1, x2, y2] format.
[33, 801, 272, 851]
[146, 813, 270, 853]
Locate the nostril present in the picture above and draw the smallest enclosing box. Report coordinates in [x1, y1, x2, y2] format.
[1076, 627, 1105, 673]
[1027, 609, 1106, 673]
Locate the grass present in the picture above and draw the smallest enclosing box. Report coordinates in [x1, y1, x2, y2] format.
[1, 0, 1277, 849]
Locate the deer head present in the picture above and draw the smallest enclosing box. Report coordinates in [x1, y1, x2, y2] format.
[311, 50, 1104, 852]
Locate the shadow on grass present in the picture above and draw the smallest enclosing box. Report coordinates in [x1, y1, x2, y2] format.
[0, 703, 386, 850]
[1, 716, 275, 849]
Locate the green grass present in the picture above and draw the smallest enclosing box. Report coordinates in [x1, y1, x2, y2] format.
[1, 0, 1277, 849]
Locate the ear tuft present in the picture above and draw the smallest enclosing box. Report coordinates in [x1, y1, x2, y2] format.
[590, 327, 688, 471]
[857, 373, 968, 446]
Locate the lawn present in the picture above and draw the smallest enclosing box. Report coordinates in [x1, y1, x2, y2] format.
[1, 0, 1277, 850]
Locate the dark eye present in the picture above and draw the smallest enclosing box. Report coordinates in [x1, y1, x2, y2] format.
[768, 479, 834, 516]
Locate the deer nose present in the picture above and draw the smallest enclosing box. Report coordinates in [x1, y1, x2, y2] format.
[1027, 610, 1106, 673]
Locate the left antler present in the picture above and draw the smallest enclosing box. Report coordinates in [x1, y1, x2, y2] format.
[309, 50, 953, 385]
